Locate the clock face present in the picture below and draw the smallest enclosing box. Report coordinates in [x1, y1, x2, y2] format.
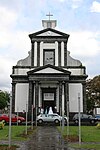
[44, 50, 54, 65]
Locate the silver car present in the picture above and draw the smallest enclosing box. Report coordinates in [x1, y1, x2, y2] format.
[37, 113, 67, 124]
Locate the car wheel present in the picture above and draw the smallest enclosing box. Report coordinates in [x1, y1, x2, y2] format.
[38, 119, 43, 124]
[54, 119, 60, 124]
[90, 120, 95, 124]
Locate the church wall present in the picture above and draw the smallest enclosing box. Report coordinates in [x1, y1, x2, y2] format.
[15, 83, 29, 112]
[69, 83, 83, 112]
[65, 68, 85, 75]
[97, 108, 100, 114]
[13, 67, 85, 75]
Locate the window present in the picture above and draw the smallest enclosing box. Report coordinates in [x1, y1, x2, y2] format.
[44, 49, 55, 65]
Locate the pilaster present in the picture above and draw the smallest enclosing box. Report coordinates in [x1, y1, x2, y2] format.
[58, 41, 61, 66]
[37, 42, 40, 67]
[82, 82, 87, 113]
[31, 42, 35, 66]
[64, 41, 67, 66]
[64, 82, 69, 115]
[59, 81, 62, 115]
[12, 82, 16, 113]
[28, 82, 33, 120]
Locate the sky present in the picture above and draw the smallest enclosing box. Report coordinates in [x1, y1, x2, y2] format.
[0, 0, 100, 92]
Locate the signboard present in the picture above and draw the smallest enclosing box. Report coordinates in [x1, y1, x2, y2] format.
[44, 93, 54, 101]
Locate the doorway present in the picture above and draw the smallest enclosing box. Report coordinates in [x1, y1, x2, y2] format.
[42, 88, 56, 113]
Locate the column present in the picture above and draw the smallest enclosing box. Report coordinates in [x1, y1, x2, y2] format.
[28, 82, 33, 121]
[55, 41, 58, 66]
[59, 81, 62, 115]
[64, 82, 69, 115]
[12, 82, 16, 113]
[82, 82, 87, 113]
[64, 41, 67, 66]
[35, 81, 39, 126]
[31, 42, 35, 66]
[58, 41, 61, 66]
[37, 41, 40, 67]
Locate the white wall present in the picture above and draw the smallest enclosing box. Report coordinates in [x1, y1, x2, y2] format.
[69, 83, 83, 112]
[15, 83, 29, 112]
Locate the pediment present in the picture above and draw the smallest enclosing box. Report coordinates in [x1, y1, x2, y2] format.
[29, 28, 69, 38]
[27, 64, 71, 75]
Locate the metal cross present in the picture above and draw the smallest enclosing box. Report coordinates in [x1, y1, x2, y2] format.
[46, 12, 53, 20]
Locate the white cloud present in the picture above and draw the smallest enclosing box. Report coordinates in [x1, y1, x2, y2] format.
[68, 31, 100, 57]
[0, 5, 17, 30]
[0, 56, 13, 91]
[70, 0, 83, 9]
[90, 1, 100, 12]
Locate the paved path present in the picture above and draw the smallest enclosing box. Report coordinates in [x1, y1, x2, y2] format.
[25, 126, 70, 150]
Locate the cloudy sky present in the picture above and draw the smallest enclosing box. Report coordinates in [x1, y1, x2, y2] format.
[0, 0, 100, 91]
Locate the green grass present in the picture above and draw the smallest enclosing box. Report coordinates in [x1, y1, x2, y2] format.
[0, 125, 35, 141]
[58, 126, 100, 150]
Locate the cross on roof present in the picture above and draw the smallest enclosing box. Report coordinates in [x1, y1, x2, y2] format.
[46, 12, 53, 20]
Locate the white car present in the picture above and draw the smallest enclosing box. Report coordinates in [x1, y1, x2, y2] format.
[37, 113, 67, 124]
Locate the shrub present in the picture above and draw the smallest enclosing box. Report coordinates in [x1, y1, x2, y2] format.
[96, 123, 100, 129]
[0, 120, 5, 129]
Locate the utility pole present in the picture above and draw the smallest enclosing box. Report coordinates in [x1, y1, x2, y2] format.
[78, 93, 81, 146]
[9, 92, 12, 148]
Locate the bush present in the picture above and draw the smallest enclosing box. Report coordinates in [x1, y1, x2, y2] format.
[0, 120, 5, 130]
[96, 123, 100, 129]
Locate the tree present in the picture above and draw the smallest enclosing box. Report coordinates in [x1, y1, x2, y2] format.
[86, 75, 100, 114]
[0, 91, 10, 110]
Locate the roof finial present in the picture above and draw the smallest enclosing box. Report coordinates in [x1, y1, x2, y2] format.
[46, 12, 53, 21]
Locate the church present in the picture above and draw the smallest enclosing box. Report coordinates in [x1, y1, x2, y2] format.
[10, 14, 88, 119]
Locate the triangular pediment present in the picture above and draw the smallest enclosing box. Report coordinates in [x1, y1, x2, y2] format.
[29, 28, 69, 38]
[27, 64, 71, 75]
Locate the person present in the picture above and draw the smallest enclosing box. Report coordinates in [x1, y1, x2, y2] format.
[41, 107, 44, 114]
[45, 107, 48, 117]
[48, 107, 53, 114]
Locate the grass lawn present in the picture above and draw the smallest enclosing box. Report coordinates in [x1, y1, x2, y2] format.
[58, 126, 100, 150]
[0, 125, 28, 140]
[0, 125, 36, 149]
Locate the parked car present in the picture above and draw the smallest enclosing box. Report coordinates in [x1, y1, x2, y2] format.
[37, 113, 68, 124]
[94, 114, 100, 121]
[0, 114, 25, 123]
[72, 113, 97, 125]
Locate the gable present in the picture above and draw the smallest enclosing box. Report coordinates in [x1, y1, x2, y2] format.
[37, 31, 62, 37]
[29, 28, 69, 39]
[27, 64, 71, 75]
[34, 67, 63, 73]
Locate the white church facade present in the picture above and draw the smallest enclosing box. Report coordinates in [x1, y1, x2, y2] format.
[10, 16, 88, 120]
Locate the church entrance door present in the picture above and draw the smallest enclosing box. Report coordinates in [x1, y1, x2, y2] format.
[42, 88, 56, 113]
